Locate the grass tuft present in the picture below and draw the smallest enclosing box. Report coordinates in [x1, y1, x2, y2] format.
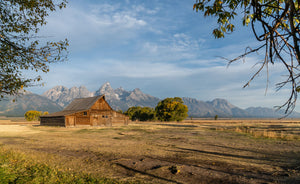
[0, 147, 124, 184]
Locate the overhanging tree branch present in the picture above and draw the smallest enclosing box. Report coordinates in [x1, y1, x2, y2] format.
[194, 0, 300, 115]
[0, 0, 68, 97]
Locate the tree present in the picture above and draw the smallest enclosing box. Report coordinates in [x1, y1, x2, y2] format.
[139, 107, 157, 121]
[194, 0, 300, 114]
[125, 106, 140, 121]
[0, 0, 68, 98]
[155, 97, 188, 122]
[24, 110, 41, 121]
[214, 114, 218, 120]
[125, 106, 157, 121]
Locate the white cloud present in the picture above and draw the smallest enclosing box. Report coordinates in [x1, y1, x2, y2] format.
[39, 2, 154, 52]
[60, 58, 195, 79]
[138, 33, 205, 62]
[88, 4, 147, 28]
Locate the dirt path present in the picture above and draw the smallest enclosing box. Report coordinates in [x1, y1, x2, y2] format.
[0, 121, 300, 183]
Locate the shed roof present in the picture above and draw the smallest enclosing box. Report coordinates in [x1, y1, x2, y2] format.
[41, 95, 105, 117]
[41, 110, 81, 117]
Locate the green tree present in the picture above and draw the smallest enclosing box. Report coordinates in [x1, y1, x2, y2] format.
[24, 110, 43, 121]
[0, 0, 68, 98]
[125, 106, 140, 121]
[139, 107, 157, 121]
[125, 106, 157, 121]
[155, 97, 188, 122]
[214, 115, 218, 120]
[194, 0, 300, 114]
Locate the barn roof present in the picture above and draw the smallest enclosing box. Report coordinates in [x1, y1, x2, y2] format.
[41, 95, 105, 117]
[64, 95, 105, 111]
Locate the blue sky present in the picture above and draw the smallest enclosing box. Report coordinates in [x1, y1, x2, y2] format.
[28, 0, 296, 111]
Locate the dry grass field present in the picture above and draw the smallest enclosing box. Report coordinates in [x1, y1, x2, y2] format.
[0, 119, 300, 183]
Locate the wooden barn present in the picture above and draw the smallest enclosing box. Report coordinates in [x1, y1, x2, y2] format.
[40, 95, 129, 127]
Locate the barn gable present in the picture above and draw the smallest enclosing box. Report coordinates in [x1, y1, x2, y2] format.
[40, 95, 129, 127]
[64, 95, 111, 111]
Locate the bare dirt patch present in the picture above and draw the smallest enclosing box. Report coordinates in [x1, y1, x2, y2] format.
[0, 120, 300, 183]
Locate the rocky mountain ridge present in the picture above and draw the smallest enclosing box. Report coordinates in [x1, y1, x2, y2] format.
[42, 82, 160, 111]
[42, 85, 94, 107]
[1, 82, 300, 118]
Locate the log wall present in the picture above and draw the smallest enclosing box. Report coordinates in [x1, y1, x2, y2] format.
[40, 117, 65, 127]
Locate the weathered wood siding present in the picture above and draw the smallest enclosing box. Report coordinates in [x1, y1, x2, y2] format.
[90, 110, 112, 126]
[89, 110, 129, 126]
[40, 117, 65, 127]
[91, 97, 112, 111]
[112, 111, 129, 125]
[73, 111, 91, 126]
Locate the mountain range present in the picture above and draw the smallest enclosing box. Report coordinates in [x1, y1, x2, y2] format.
[0, 82, 299, 118]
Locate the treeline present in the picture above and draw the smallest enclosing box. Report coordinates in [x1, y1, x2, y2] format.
[124, 97, 188, 122]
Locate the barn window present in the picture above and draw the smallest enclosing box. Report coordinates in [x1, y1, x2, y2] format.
[83, 111, 87, 116]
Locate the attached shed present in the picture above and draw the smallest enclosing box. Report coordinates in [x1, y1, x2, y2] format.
[40, 95, 129, 127]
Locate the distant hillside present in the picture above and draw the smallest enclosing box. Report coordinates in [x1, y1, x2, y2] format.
[183, 97, 300, 118]
[0, 92, 63, 117]
[182, 97, 249, 118]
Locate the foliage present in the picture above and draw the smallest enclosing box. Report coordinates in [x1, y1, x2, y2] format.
[155, 97, 188, 122]
[24, 110, 47, 121]
[194, 0, 300, 114]
[0, 0, 68, 98]
[125, 106, 157, 121]
[0, 147, 122, 184]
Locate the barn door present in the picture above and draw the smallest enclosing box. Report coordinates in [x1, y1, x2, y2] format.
[105, 117, 112, 127]
[67, 116, 75, 127]
[97, 115, 111, 126]
[92, 115, 98, 126]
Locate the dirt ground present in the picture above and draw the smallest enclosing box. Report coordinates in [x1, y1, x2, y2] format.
[0, 119, 300, 183]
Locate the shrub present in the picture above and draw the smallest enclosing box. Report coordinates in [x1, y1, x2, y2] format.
[43, 111, 49, 116]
